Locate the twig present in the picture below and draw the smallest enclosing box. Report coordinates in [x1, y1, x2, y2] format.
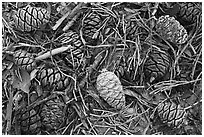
[52, 10, 70, 31]
[35, 46, 72, 60]
[191, 45, 202, 79]
[27, 93, 57, 111]
[149, 79, 201, 95]
[52, 2, 85, 31]
[173, 30, 198, 74]
[5, 86, 13, 134]
[85, 44, 126, 48]
[2, 17, 18, 41]
[63, 12, 81, 31]
[184, 100, 202, 110]
[14, 42, 45, 49]
[151, 2, 159, 16]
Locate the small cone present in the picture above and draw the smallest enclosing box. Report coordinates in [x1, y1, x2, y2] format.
[96, 69, 126, 110]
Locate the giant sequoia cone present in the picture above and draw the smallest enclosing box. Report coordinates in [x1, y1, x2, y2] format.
[15, 91, 41, 135]
[176, 2, 202, 24]
[96, 69, 126, 110]
[16, 107, 42, 135]
[82, 12, 102, 45]
[13, 5, 50, 32]
[155, 15, 188, 44]
[143, 47, 171, 84]
[40, 96, 65, 132]
[157, 101, 187, 128]
[57, 30, 84, 59]
[14, 50, 36, 72]
[36, 67, 72, 91]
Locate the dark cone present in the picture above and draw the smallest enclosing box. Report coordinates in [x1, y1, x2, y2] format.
[13, 5, 50, 32]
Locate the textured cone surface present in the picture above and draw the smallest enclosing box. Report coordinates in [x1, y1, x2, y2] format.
[157, 101, 187, 128]
[57, 30, 83, 59]
[155, 15, 188, 44]
[96, 70, 125, 109]
[40, 97, 65, 132]
[176, 57, 192, 82]
[13, 5, 50, 32]
[144, 48, 170, 84]
[82, 12, 102, 45]
[36, 67, 72, 90]
[14, 50, 36, 72]
[16, 107, 42, 134]
[176, 2, 202, 24]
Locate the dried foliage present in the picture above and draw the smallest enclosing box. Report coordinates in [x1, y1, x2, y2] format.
[2, 2, 202, 135]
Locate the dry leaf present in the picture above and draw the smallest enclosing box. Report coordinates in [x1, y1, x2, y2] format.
[12, 68, 31, 94]
[56, 2, 75, 16]
[30, 69, 38, 81]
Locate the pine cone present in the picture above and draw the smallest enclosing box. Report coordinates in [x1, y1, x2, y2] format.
[82, 12, 102, 45]
[13, 5, 50, 32]
[176, 2, 202, 24]
[157, 101, 187, 128]
[40, 97, 65, 132]
[155, 15, 188, 44]
[36, 67, 73, 91]
[57, 30, 83, 59]
[58, 30, 82, 48]
[14, 50, 36, 72]
[176, 57, 192, 82]
[16, 107, 42, 135]
[143, 48, 171, 84]
[96, 69, 126, 110]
